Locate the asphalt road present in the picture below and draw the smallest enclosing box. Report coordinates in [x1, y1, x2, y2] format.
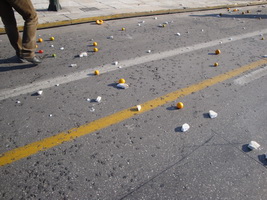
[0, 5, 267, 200]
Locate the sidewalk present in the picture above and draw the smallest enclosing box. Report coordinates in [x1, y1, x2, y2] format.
[1, 0, 267, 33]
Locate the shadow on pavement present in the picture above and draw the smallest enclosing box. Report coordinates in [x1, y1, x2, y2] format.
[258, 154, 267, 166]
[242, 144, 251, 153]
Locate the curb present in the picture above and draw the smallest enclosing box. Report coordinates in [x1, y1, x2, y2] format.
[0, 1, 266, 34]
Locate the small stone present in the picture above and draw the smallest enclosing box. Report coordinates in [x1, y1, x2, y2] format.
[50, 45, 54, 47]
[154, 17, 158, 20]
[109, 36, 114, 39]
[16, 101, 21, 104]
[89, 107, 95, 112]
[49, 114, 53, 117]
[60, 47, 64, 50]
[181, 123, 190, 132]
[147, 50, 151, 53]
[176, 33, 181, 36]
[70, 64, 77, 67]
[55, 84, 59, 87]
[37, 90, 43, 95]
[209, 110, 218, 118]
[114, 61, 119, 65]
[86, 98, 91, 102]
[248, 141, 260, 150]
[117, 83, 129, 89]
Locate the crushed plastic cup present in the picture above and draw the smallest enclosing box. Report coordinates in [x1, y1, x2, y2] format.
[248, 141, 260, 150]
[117, 83, 129, 89]
[70, 64, 77, 67]
[209, 110, 218, 118]
[96, 96, 102, 103]
[181, 123, 190, 132]
[136, 105, 141, 111]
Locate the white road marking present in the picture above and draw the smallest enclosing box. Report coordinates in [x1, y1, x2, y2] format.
[234, 65, 267, 85]
[1, 29, 267, 101]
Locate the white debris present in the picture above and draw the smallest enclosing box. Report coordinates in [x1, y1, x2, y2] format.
[154, 17, 158, 20]
[209, 110, 218, 119]
[181, 123, 190, 132]
[79, 52, 88, 57]
[118, 66, 122, 69]
[263, 55, 267, 58]
[201, 29, 204, 32]
[138, 23, 141, 26]
[89, 107, 95, 112]
[229, 38, 233, 40]
[248, 141, 260, 150]
[49, 114, 53, 117]
[219, 41, 223, 44]
[117, 83, 129, 89]
[147, 50, 151, 53]
[108, 36, 114, 39]
[96, 96, 102, 103]
[55, 84, 59, 87]
[50, 45, 54, 47]
[243, 27, 246, 30]
[114, 61, 119, 65]
[60, 47, 64, 50]
[16, 101, 21, 104]
[158, 24, 163, 27]
[37, 90, 43, 95]
[164, 21, 169, 24]
[142, 21, 145, 23]
[176, 32, 181, 36]
[86, 98, 91, 102]
[136, 105, 142, 111]
[70, 64, 77, 67]
[90, 39, 94, 41]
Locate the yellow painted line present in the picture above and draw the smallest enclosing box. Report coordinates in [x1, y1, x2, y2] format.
[1, 2, 267, 34]
[0, 58, 267, 166]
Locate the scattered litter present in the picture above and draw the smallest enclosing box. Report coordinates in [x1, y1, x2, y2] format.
[147, 50, 151, 53]
[176, 33, 181, 36]
[114, 61, 119, 65]
[164, 21, 169, 24]
[158, 24, 163, 27]
[118, 66, 122, 69]
[94, 70, 100, 75]
[70, 64, 77, 67]
[50, 37, 55, 41]
[141, 21, 145, 23]
[96, 96, 102, 103]
[94, 48, 99, 52]
[201, 29, 204, 32]
[108, 36, 114, 39]
[209, 110, 218, 118]
[79, 52, 88, 57]
[60, 47, 64, 50]
[89, 107, 95, 112]
[219, 41, 223, 44]
[16, 101, 21, 104]
[181, 123, 190, 132]
[96, 19, 104, 25]
[117, 83, 129, 89]
[86, 98, 91, 102]
[154, 17, 158, 20]
[49, 114, 53, 117]
[138, 24, 141, 26]
[55, 84, 59, 87]
[37, 90, 43, 95]
[118, 78, 126, 83]
[38, 50, 44, 53]
[50, 45, 54, 47]
[136, 105, 142, 111]
[248, 141, 260, 150]
[177, 102, 184, 109]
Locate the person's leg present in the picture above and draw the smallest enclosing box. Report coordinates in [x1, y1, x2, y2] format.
[0, 0, 22, 57]
[7, 0, 38, 59]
